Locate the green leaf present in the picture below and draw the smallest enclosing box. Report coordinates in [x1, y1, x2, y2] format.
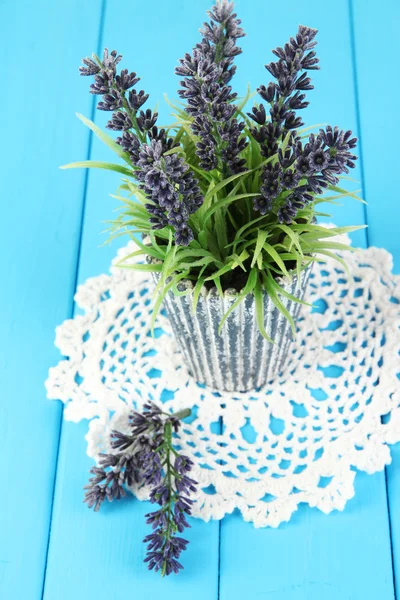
[192, 275, 206, 313]
[186, 162, 214, 183]
[214, 276, 224, 298]
[60, 161, 134, 177]
[75, 113, 132, 164]
[110, 195, 149, 215]
[151, 270, 189, 333]
[313, 197, 342, 206]
[178, 257, 217, 269]
[313, 211, 333, 218]
[202, 193, 260, 227]
[267, 274, 312, 308]
[218, 268, 258, 334]
[206, 230, 223, 262]
[313, 224, 366, 237]
[254, 280, 273, 342]
[116, 261, 162, 272]
[290, 223, 363, 237]
[163, 146, 186, 157]
[152, 242, 176, 296]
[163, 94, 187, 118]
[311, 249, 350, 273]
[262, 242, 291, 279]
[176, 248, 222, 262]
[198, 230, 208, 250]
[127, 235, 165, 260]
[262, 272, 296, 335]
[204, 262, 236, 281]
[327, 184, 365, 203]
[214, 203, 228, 260]
[297, 123, 325, 135]
[226, 214, 269, 250]
[230, 249, 250, 270]
[305, 241, 357, 252]
[251, 230, 269, 268]
[275, 224, 303, 256]
[279, 130, 293, 156]
[121, 180, 149, 204]
[233, 83, 256, 117]
[203, 170, 256, 204]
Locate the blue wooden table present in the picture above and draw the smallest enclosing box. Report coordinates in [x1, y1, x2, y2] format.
[1, 1, 399, 598]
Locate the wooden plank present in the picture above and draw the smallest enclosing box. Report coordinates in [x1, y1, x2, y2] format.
[42, 1, 220, 598]
[0, 1, 103, 599]
[219, 0, 395, 598]
[350, 0, 400, 596]
[39, 0, 397, 598]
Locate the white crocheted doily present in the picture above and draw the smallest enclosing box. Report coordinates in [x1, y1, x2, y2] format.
[46, 236, 400, 528]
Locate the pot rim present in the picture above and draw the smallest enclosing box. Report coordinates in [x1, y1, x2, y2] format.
[149, 256, 313, 300]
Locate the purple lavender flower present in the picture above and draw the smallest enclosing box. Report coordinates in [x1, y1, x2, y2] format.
[248, 26, 358, 223]
[133, 139, 203, 244]
[79, 49, 203, 245]
[260, 163, 283, 201]
[83, 453, 139, 510]
[130, 401, 164, 434]
[248, 25, 319, 160]
[144, 452, 196, 576]
[247, 26, 319, 218]
[176, 0, 247, 174]
[275, 124, 358, 223]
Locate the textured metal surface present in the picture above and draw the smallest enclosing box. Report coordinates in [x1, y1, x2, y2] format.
[153, 266, 312, 392]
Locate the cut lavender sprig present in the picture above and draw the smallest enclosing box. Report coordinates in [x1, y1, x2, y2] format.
[83, 402, 195, 576]
[144, 421, 197, 576]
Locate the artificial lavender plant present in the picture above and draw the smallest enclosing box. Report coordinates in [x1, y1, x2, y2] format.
[65, 0, 362, 336]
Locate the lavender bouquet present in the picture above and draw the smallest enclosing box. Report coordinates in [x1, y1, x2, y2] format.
[63, 0, 362, 340]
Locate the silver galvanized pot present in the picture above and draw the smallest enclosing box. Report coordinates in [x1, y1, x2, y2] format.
[152, 265, 312, 392]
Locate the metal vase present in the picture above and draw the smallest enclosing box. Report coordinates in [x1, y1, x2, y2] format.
[152, 266, 312, 392]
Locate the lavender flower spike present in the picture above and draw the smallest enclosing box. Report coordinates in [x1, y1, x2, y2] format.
[144, 450, 196, 576]
[176, 0, 247, 174]
[249, 25, 357, 224]
[135, 139, 204, 245]
[79, 49, 203, 245]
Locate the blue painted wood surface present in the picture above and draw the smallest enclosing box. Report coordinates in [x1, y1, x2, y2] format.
[1, 1, 399, 598]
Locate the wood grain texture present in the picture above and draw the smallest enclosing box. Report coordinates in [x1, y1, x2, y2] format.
[219, 1, 395, 598]
[0, 1, 103, 598]
[42, 2, 220, 599]
[1, 0, 399, 598]
[351, 0, 400, 596]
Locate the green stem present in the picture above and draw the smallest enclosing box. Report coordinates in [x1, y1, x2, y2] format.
[172, 408, 191, 420]
[118, 91, 147, 144]
[161, 421, 174, 577]
[192, 17, 235, 175]
[92, 52, 147, 144]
